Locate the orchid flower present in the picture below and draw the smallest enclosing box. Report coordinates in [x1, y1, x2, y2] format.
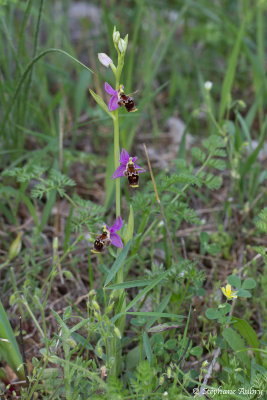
[111, 148, 145, 180]
[105, 216, 124, 248]
[105, 82, 123, 112]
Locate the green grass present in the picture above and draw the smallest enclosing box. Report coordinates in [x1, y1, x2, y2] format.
[0, 0, 267, 399]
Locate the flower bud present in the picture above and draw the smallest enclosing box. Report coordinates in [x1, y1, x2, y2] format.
[52, 236, 58, 252]
[167, 367, 172, 379]
[89, 289, 96, 297]
[96, 346, 103, 357]
[204, 81, 213, 91]
[113, 30, 120, 43]
[118, 38, 126, 53]
[67, 338, 77, 348]
[114, 326, 121, 339]
[92, 300, 100, 311]
[159, 375, 164, 385]
[8, 232, 22, 261]
[106, 301, 114, 314]
[98, 53, 113, 68]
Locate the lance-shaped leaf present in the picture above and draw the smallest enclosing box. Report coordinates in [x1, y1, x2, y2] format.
[89, 89, 114, 120]
[0, 300, 24, 380]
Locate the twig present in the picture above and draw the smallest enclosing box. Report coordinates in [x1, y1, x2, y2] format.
[143, 143, 178, 264]
[199, 347, 221, 396]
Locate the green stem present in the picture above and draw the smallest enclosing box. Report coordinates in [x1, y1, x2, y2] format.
[113, 109, 121, 218]
[62, 342, 72, 400]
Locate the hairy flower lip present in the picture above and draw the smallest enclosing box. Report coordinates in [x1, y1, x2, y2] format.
[111, 148, 145, 179]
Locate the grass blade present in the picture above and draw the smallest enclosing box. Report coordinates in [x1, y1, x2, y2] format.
[104, 240, 131, 287]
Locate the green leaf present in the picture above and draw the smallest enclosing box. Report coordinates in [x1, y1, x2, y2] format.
[39, 189, 57, 232]
[200, 231, 209, 244]
[206, 308, 220, 320]
[106, 279, 158, 290]
[124, 204, 134, 245]
[145, 293, 171, 330]
[125, 272, 169, 312]
[228, 275, 241, 289]
[104, 240, 131, 287]
[190, 346, 203, 358]
[89, 89, 114, 119]
[147, 323, 181, 333]
[191, 147, 206, 162]
[0, 300, 24, 380]
[206, 243, 220, 256]
[222, 303, 232, 315]
[143, 332, 153, 364]
[237, 288, 251, 298]
[126, 312, 184, 320]
[219, 20, 246, 121]
[232, 317, 262, 365]
[50, 308, 69, 338]
[242, 278, 256, 290]
[70, 332, 93, 351]
[165, 339, 177, 350]
[222, 327, 250, 367]
[204, 173, 222, 190]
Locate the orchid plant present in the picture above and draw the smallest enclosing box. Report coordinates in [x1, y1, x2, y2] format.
[89, 27, 145, 376]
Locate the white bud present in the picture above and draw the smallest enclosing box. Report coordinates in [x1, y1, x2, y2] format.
[118, 38, 126, 53]
[98, 53, 113, 68]
[113, 30, 120, 43]
[204, 81, 213, 91]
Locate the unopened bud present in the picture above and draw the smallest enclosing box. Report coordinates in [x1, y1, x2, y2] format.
[89, 289, 96, 297]
[159, 375, 164, 385]
[96, 346, 103, 357]
[8, 232, 22, 261]
[67, 338, 77, 348]
[238, 100, 246, 109]
[98, 53, 113, 68]
[204, 81, 213, 91]
[92, 300, 100, 311]
[114, 326, 121, 339]
[167, 367, 172, 378]
[113, 30, 120, 43]
[53, 236, 58, 252]
[118, 38, 126, 53]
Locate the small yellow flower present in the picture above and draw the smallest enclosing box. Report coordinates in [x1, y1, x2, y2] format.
[221, 284, 237, 300]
